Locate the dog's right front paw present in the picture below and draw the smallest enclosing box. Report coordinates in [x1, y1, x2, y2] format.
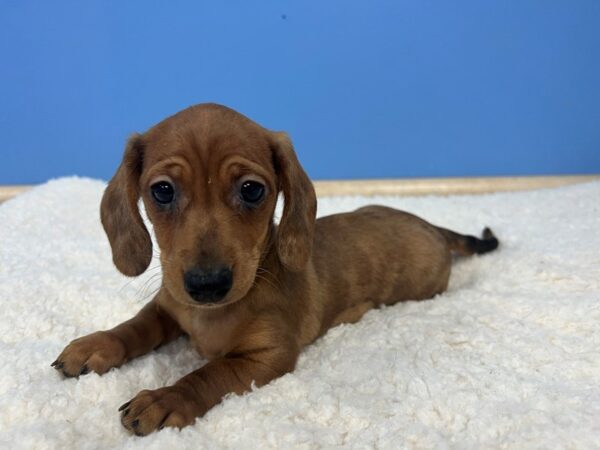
[52, 331, 127, 377]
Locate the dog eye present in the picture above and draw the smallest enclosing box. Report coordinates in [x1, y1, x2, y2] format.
[240, 180, 265, 204]
[151, 181, 175, 204]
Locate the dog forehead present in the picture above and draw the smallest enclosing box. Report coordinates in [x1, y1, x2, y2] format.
[142, 104, 273, 168]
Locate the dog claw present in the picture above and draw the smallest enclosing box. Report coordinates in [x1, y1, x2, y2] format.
[79, 365, 89, 375]
[118, 401, 132, 412]
[158, 415, 168, 431]
[50, 360, 58, 367]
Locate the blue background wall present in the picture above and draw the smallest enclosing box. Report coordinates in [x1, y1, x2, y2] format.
[1, 0, 599, 184]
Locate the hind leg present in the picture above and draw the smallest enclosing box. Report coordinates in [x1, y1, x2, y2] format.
[331, 302, 375, 327]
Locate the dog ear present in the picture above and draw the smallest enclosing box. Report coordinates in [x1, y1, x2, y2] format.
[100, 134, 152, 276]
[271, 132, 317, 271]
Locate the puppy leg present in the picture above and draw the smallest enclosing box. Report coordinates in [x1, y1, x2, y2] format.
[52, 298, 181, 377]
[121, 347, 297, 435]
[330, 301, 375, 327]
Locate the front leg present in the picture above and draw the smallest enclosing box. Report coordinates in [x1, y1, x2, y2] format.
[120, 345, 298, 435]
[52, 295, 182, 377]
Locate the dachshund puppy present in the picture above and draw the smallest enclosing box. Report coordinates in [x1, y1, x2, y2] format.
[53, 103, 498, 435]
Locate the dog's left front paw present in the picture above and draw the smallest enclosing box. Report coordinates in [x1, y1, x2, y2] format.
[119, 386, 203, 436]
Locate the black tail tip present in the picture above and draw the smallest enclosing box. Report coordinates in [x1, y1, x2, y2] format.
[482, 227, 495, 240]
[476, 227, 499, 254]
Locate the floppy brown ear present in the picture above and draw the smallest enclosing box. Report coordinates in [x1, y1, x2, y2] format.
[100, 134, 152, 276]
[271, 132, 317, 271]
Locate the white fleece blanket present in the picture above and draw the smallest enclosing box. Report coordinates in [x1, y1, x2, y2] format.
[0, 178, 599, 449]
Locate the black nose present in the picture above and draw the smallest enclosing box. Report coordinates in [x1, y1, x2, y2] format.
[183, 267, 233, 303]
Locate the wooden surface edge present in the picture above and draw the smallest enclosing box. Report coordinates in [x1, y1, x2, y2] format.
[0, 186, 31, 203]
[313, 175, 600, 197]
[1, 175, 599, 203]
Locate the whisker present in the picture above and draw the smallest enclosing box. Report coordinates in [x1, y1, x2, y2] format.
[139, 284, 162, 302]
[255, 274, 281, 294]
[254, 268, 283, 294]
[136, 272, 163, 301]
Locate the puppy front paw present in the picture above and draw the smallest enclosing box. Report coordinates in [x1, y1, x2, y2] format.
[120, 386, 202, 436]
[52, 331, 127, 377]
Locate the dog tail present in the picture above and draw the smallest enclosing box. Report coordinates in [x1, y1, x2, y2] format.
[436, 226, 499, 256]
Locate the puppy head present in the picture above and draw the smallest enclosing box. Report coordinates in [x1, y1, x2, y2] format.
[101, 104, 316, 307]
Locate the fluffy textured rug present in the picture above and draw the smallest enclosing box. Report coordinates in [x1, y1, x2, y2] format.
[0, 177, 599, 449]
